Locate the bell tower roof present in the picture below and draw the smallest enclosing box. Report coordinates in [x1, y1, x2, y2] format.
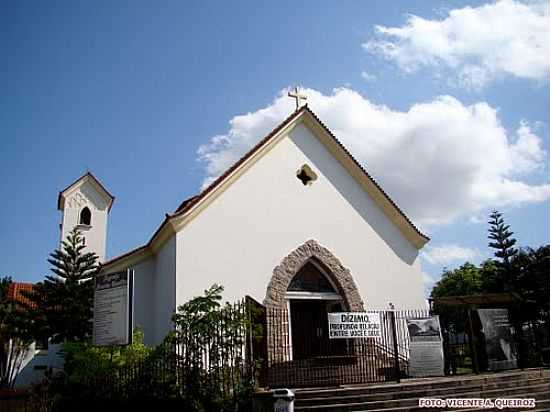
[57, 172, 115, 212]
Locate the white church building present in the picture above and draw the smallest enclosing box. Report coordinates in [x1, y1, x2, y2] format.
[60, 105, 429, 347]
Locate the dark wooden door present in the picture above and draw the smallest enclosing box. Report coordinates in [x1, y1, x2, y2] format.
[290, 300, 329, 360]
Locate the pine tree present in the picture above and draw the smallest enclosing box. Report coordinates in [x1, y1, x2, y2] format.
[487, 210, 518, 292]
[24, 228, 99, 343]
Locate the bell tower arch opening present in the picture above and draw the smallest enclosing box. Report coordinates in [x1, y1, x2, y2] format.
[79, 206, 92, 226]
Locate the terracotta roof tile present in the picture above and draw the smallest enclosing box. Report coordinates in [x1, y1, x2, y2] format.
[101, 108, 308, 269]
[7, 282, 36, 309]
[171, 106, 308, 218]
[171, 105, 428, 241]
[174, 195, 200, 214]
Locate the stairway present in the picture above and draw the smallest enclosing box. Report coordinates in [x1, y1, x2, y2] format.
[292, 369, 550, 411]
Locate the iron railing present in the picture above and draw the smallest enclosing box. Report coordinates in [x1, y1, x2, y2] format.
[261, 306, 432, 388]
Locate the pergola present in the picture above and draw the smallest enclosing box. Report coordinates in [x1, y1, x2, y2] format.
[429, 292, 534, 373]
[430, 292, 524, 308]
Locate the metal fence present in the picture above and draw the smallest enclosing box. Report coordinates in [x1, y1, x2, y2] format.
[438, 307, 550, 375]
[172, 299, 255, 399]
[260, 306, 431, 388]
[4, 298, 550, 409]
[255, 303, 550, 388]
[0, 390, 30, 412]
[5, 300, 258, 411]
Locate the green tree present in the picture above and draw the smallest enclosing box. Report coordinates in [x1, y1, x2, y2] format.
[0, 276, 34, 388]
[487, 210, 518, 292]
[169, 284, 255, 412]
[62, 328, 152, 382]
[24, 228, 99, 343]
[0, 277, 11, 301]
[430, 262, 495, 335]
[431, 263, 485, 299]
[27, 328, 154, 410]
[510, 245, 550, 310]
[528, 245, 550, 309]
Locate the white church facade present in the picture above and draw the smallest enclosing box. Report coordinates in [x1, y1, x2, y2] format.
[68, 105, 431, 346]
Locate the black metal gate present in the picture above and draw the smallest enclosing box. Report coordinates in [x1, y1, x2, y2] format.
[250, 302, 430, 388]
[438, 307, 550, 375]
[245, 297, 550, 388]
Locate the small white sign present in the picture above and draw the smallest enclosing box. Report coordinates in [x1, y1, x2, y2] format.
[328, 312, 381, 339]
[93, 270, 133, 346]
[406, 316, 444, 377]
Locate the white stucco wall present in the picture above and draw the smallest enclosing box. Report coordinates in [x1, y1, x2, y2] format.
[175, 123, 425, 312]
[15, 342, 64, 388]
[108, 238, 176, 346]
[132, 257, 155, 345]
[60, 181, 109, 262]
[153, 235, 177, 344]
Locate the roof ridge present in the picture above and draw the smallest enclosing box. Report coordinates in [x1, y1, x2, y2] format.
[302, 107, 428, 241]
[174, 195, 200, 214]
[102, 104, 428, 269]
[57, 171, 115, 211]
[170, 105, 308, 218]
[102, 107, 307, 269]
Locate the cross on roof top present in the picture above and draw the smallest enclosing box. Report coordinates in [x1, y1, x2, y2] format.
[288, 86, 307, 110]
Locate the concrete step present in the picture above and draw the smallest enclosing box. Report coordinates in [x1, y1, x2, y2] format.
[437, 395, 550, 412]
[294, 369, 547, 400]
[531, 398, 550, 411]
[362, 395, 549, 412]
[404, 390, 550, 412]
[295, 377, 547, 407]
[426, 391, 550, 412]
[294, 382, 550, 411]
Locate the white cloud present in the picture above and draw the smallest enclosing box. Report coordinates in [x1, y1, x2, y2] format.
[361, 70, 377, 82]
[422, 244, 479, 265]
[197, 87, 550, 226]
[364, 0, 550, 88]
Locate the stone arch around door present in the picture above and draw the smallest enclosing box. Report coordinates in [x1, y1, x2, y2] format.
[264, 239, 364, 311]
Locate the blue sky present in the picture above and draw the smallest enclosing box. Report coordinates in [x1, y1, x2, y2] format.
[1, 0, 549, 295]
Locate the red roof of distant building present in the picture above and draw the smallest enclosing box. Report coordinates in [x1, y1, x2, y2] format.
[7, 282, 36, 309]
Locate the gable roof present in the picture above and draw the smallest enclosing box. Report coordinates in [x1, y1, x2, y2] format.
[57, 172, 115, 212]
[101, 106, 429, 272]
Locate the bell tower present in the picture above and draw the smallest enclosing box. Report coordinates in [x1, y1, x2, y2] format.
[57, 172, 114, 262]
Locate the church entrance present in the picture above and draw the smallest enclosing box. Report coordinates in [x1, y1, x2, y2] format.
[262, 240, 404, 387]
[260, 240, 427, 388]
[289, 299, 346, 360]
[286, 259, 347, 361]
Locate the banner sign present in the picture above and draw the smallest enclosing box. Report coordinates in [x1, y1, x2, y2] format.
[93, 270, 133, 346]
[406, 316, 444, 377]
[328, 312, 381, 339]
[478, 309, 517, 371]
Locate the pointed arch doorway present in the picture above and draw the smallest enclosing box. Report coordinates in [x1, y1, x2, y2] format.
[264, 240, 365, 363]
[286, 259, 346, 360]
